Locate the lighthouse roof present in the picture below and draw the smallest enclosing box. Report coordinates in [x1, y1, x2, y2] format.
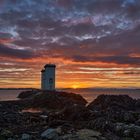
[44, 64, 56, 68]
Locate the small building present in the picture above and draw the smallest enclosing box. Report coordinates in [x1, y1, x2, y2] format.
[41, 64, 56, 90]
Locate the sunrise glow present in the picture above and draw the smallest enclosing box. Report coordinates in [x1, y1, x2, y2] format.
[0, 0, 140, 89]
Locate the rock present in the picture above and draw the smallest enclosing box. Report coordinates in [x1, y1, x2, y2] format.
[104, 132, 120, 140]
[135, 119, 140, 125]
[61, 129, 102, 140]
[133, 126, 140, 140]
[123, 112, 135, 123]
[87, 117, 114, 131]
[61, 134, 79, 140]
[0, 129, 13, 138]
[134, 131, 140, 140]
[135, 99, 140, 109]
[99, 137, 107, 140]
[0, 93, 139, 140]
[126, 124, 140, 138]
[55, 125, 74, 135]
[58, 123, 75, 134]
[122, 138, 134, 140]
[77, 129, 101, 139]
[115, 123, 125, 136]
[17, 90, 39, 99]
[123, 129, 133, 137]
[56, 127, 62, 134]
[21, 133, 31, 140]
[87, 95, 135, 111]
[59, 104, 91, 121]
[0, 136, 5, 140]
[22, 90, 87, 110]
[87, 95, 138, 125]
[7, 138, 15, 140]
[41, 128, 59, 140]
[114, 123, 140, 137]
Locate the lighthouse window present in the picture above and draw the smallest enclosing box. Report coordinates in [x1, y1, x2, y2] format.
[49, 78, 53, 84]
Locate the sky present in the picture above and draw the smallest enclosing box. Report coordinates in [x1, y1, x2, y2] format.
[0, 0, 140, 89]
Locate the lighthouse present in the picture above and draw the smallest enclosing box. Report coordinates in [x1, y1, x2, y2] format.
[41, 64, 56, 90]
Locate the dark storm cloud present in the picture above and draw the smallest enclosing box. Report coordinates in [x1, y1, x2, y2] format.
[75, 24, 140, 56]
[85, 0, 123, 13]
[71, 55, 140, 65]
[125, 0, 140, 18]
[0, 0, 140, 65]
[99, 25, 140, 54]
[56, 0, 140, 19]
[45, 24, 140, 60]
[0, 44, 37, 59]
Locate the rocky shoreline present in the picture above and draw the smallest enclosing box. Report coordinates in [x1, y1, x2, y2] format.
[0, 90, 140, 140]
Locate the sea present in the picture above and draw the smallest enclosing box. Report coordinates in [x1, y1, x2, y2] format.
[0, 88, 140, 103]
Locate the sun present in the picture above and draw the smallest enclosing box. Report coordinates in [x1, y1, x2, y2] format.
[71, 85, 79, 89]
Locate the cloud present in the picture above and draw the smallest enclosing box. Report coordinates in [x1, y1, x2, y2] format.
[0, 0, 140, 88]
[70, 55, 140, 66]
[0, 44, 37, 59]
[1, 0, 139, 64]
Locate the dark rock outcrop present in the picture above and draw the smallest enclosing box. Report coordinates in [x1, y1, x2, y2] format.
[17, 90, 39, 99]
[87, 95, 135, 111]
[0, 92, 139, 140]
[135, 99, 140, 111]
[19, 90, 87, 109]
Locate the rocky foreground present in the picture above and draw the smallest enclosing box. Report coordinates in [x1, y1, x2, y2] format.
[0, 90, 140, 140]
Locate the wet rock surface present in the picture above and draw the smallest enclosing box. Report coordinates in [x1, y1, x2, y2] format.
[0, 91, 139, 140]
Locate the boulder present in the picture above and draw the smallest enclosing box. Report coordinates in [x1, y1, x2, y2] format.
[87, 117, 114, 131]
[41, 128, 59, 140]
[87, 95, 137, 123]
[87, 95, 135, 111]
[61, 134, 79, 140]
[55, 124, 75, 135]
[77, 129, 101, 137]
[21, 133, 31, 140]
[114, 123, 140, 138]
[123, 112, 135, 123]
[0, 129, 13, 138]
[61, 129, 102, 140]
[123, 129, 133, 137]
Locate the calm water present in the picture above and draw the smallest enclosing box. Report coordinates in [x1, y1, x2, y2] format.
[0, 88, 140, 103]
[0, 89, 26, 101]
[62, 88, 140, 102]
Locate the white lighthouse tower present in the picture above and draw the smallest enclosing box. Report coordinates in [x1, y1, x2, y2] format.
[41, 64, 56, 90]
